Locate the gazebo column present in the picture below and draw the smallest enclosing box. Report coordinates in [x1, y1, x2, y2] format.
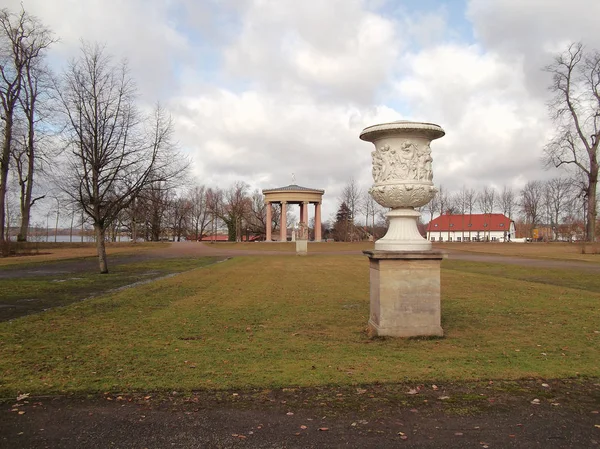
[265, 201, 272, 241]
[315, 202, 322, 242]
[280, 201, 287, 242]
[302, 201, 309, 225]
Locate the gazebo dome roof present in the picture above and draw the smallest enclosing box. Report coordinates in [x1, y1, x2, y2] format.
[262, 184, 324, 194]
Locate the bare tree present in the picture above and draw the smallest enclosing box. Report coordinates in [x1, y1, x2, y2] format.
[56, 43, 185, 272]
[137, 180, 171, 241]
[14, 55, 54, 241]
[476, 186, 497, 240]
[452, 186, 469, 241]
[0, 7, 54, 249]
[218, 182, 250, 242]
[543, 177, 573, 239]
[543, 42, 600, 241]
[361, 188, 378, 238]
[339, 177, 360, 239]
[476, 186, 496, 214]
[437, 185, 450, 215]
[520, 180, 544, 237]
[168, 193, 191, 242]
[205, 187, 223, 242]
[424, 188, 439, 224]
[247, 189, 267, 239]
[187, 185, 212, 240]
[499, 185, 517, 219]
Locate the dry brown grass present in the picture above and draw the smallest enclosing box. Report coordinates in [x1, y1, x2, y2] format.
[435, 241, 600, 263]
[221, 240, 600, 262]
[212, 241, 375, 252]
[1, 254, 598, 395]
[0, 242, 166, 267]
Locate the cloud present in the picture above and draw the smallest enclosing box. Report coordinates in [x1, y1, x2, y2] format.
[6, 0, 600, 223]
[9, 0, 190, 101]
[222, 0, 402, 105]
[467, 0, 600, 98]
[395, 42, 553, 192]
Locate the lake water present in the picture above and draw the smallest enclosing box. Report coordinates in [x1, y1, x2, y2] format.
[9, 235, 133, 243]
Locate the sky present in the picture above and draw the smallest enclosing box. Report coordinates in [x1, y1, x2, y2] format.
[6, 0, 600, 224]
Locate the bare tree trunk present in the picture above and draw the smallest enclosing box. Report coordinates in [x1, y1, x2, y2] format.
[18, 206, 31, 241]
[69, 210, 74, 242]
[587, 179, 597, 241]
[54, 206, 59, 242]
[0, 118, 13, 250]
[94, 223, 108, 273]
[131, 197, 137, 243]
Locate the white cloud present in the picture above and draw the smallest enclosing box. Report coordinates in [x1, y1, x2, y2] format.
[394, 42, 554, 192]
[467, 0, 600, 98]
[222, 0, 402, 104]
[9, 0, 190, 101]
[6, 0, 600, 223]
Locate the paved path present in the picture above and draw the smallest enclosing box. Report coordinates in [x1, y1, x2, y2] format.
[2, 379, 599, 449]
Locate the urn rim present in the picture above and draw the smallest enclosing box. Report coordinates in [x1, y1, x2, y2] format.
[360, 121, 445, 142]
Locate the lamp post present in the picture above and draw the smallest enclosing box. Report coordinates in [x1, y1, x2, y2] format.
[54, 197, 60, 243]
[46, 212, 50, 242]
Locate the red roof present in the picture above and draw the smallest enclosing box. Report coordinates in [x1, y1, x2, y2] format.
[426, 213, 512, 232]
[199, 234, 262, 242]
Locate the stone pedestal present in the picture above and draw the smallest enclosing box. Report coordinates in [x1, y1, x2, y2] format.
[296, 239, 307, 255]
[364, 250, 444, 337]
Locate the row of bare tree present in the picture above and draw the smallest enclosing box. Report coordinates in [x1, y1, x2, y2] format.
[1, 7, 186, 272]
[423, 179, 588, 238]
[94, 181, 283, 245]
[332, 176, 590, 241]
[0, 8, 54, 246]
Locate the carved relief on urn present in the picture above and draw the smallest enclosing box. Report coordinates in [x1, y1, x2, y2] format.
[360, 121, 445, 251]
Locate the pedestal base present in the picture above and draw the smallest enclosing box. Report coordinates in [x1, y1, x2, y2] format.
[375, 208, 431, 251]
[364, 250, 444, 338]
[296, 239, 307, 255]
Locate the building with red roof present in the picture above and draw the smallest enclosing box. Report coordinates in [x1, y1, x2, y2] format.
[426, 213, 515, 242]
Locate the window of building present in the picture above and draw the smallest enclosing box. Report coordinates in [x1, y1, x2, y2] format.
[457, 237, 461, 242]
[434, 224, 438, 227]
[448, 237, 453, 242]
[449, 223, 454, 227]
[492, 237, 497, 241]
[468, 223, 472, 227]
[439, 237, 444, 242]
[499, 223, 504, 227]
[430, 237, 435, 241]
[484, 223, 488, 227]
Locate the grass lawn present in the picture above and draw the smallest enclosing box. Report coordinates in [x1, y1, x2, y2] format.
[0, 242, 169, 267]
[208, 240, 600, 263]
[436, 241, 600, 263]
[0, 255, 598, 397]
[0, 256, 219, 321]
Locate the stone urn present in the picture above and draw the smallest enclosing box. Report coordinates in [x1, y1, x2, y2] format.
[360, 121, 445, 251]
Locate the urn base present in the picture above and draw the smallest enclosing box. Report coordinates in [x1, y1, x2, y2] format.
[375, 208, 431, 252]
